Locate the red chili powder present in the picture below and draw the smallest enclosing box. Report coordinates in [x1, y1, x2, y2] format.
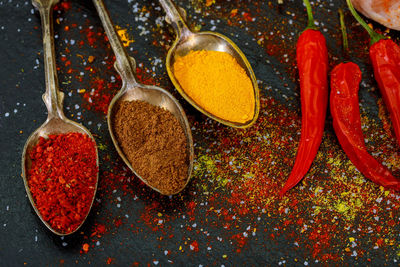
[28, 133, 98, 234]
[54, 1, 71, 12]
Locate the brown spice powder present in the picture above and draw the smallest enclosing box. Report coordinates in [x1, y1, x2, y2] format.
[112, 100, 189, 195]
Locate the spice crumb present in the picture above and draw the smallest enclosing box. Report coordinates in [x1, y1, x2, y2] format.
[82, 243, 89, 253]
[106, 257, 113, 265]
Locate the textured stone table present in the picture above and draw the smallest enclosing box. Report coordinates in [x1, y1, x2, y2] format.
[1, 0, 399, 265]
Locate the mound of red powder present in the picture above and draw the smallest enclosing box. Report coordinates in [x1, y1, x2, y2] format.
[28, 133, 98, 234]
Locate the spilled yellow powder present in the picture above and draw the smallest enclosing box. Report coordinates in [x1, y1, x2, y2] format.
[116, 26, 134, 47]
[205, 0, 215, 6]
[173, 50, 255, 123]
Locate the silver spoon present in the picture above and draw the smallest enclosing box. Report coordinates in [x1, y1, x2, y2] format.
[21, 0, 99, 236]
[159, 0, 260, 128]
[92, 0, 194, 195]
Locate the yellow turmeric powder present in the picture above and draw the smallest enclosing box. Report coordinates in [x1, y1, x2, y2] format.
[173, 50, 255, 123]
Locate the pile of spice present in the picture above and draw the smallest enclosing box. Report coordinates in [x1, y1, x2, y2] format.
[173, 50, 255, 123]
[28, 133, 98, 234]
[112, 100, 188, 195]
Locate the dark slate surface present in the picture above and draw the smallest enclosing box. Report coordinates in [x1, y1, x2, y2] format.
[1, 0, 399, 266]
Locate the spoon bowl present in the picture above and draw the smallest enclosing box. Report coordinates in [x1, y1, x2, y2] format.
[108, 60, 194, 195]
[160, 0, 260, 128]
[93, 0, 194, 195]
[22, 115, 99, 236]
[22, 0, 99, 236]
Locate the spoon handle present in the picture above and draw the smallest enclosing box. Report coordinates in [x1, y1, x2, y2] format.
[159, 0, 191, 38]
[32, 0, 65, 120]
[92, 0, 137, 84]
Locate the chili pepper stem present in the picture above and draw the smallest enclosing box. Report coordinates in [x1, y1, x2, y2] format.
[303, 0, 317, 30]
[345, 0, 385, 45]
[339, 8, 349, 53]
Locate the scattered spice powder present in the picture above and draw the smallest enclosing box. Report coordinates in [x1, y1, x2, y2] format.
[173, 50, 255, 123]
[28, 133, 98, 234]
[48, 0, 400, 263]
[112, 100, 189, 195]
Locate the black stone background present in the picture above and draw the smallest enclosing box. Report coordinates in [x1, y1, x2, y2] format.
[1, 0, 399, 266]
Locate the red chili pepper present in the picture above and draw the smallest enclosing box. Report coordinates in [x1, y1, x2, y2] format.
[280, 0, 328, 196]
[347, 0, 400, 146]
[330, 62, 400, 191]
[370, 40, 400, 143]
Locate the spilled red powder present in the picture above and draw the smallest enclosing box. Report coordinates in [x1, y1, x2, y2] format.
[79, 25, 109, 48]
[71, 22, 158, 116]
[96, 224, 106, 234]
[91, 223, 107, 238]
[114, 218, 123, 228]
[242, 12, 254, 22]
[190, 240, 199, 252]
[231, 233, 247, 253]
[308, 223, 335, 259]
[106, 257, 114, 265]
[54, 1, 71, 12]
[82, 78, 117, 115]
[81, 68, 156, 115]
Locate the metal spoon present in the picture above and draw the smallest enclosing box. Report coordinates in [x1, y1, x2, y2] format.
[21, 0, 99, 236]
[159, 0, 260, 128]
[92, 0, 194, 195]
